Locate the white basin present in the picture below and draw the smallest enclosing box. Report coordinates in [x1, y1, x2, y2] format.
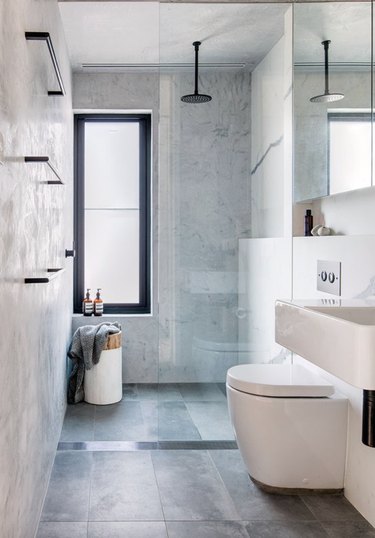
[275, 300, 375, 390]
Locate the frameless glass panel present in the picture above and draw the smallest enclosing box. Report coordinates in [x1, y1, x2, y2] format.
[329, 117, 371, 195]
[85, 209, 140, 303]
[85, 122, 140, 209]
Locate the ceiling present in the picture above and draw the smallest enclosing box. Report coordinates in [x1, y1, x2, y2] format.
[294, 3, 371, 65]
[58, 2, 288, 72]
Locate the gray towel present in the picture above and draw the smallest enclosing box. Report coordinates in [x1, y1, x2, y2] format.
[67, 322, 121, 404]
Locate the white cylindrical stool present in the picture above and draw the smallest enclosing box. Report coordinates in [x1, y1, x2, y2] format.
[84, 332, 122, 405]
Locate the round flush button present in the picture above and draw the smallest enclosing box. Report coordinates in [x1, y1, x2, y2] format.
[321, 271, 327, 282]
[329, 272, 335, 283]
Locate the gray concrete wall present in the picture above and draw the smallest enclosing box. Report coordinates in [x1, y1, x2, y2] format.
[0, 1, 73, 536]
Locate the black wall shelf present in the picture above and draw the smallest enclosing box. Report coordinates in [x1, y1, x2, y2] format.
[25, 32, 66, 96]
[24, 156, 64, 184]
[25, 268, 65, 284]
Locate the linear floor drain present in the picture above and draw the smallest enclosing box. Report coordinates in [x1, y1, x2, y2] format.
[57, 440, 238, 451]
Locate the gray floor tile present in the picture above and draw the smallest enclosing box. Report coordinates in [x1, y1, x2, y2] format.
[94, 400, 157, 441]
[155, 401, 202, 440]
[122, 384, 138, 400]
[179, 383, 226, 402]
[209, 450, 316, 521]
[152, 450, 239, 521]
[157, 383, 184, 401]
[302, 495, 367, 522]
[322, 520, 375, 537]
[40, 452, 92, 522]
[36, 522, 88, 538]
[136, 384, 162, 400]
[245, 521, 329, 538]
[167, 521, 249, 538]
[89, 452, 163, 521]
[185, 401, 234, 440]
[60, 403, 95, 442]
[88, 521, 168, 537]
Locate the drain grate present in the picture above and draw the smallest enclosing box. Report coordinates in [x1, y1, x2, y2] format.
[57, 440, 238, 452]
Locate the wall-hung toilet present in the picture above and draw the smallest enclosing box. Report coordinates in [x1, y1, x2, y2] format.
[227, 363, 348, 492]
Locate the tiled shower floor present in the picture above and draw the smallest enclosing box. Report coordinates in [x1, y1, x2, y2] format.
[60, 383, 234, 443]
[37, 384, 375, 538]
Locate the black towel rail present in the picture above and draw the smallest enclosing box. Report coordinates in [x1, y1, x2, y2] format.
[24, 156, 64, 184]
[25, 268, 65, 284]
[25, 32, 66, 96]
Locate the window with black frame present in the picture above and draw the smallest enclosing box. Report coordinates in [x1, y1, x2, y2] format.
[74, 114, 151, 314]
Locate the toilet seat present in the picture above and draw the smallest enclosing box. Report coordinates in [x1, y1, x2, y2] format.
[227, 363, 334, 398]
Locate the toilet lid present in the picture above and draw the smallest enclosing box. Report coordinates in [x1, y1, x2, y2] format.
[226, 364, 334, 397]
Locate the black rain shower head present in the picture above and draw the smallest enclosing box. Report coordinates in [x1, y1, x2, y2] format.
[181, 41, 212, 104]
[310, 40, 344, 103]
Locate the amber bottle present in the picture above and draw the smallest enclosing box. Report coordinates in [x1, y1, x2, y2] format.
[82, 288, 93, 316]
[94, 288, 104, 316]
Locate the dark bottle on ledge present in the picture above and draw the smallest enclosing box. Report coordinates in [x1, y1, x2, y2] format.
[82, 288, 93, 316]
[304, 209, 313, 236]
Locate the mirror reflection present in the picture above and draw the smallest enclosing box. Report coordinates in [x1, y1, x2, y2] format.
[293, 2, 372, 202]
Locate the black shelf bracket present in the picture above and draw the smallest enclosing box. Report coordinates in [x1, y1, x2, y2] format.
[24, 156, 64, 184]
[25, 32, 66, 96]
[25, 268, 65, 284]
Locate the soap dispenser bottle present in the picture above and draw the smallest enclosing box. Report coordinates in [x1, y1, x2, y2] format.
[82, 288, 93, 316]
[94, 288, 104, 316]
[304, 209, 313, 236]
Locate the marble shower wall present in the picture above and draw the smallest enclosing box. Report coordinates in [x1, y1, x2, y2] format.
[0, 1, 73, 536]
[73, 69, 251, 383]
[158, 70, 252, 382]
[72, 72, 160, 383]
[238, 9, 293, 364]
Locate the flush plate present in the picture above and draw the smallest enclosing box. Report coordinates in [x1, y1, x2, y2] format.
[317, 260, 341, 296]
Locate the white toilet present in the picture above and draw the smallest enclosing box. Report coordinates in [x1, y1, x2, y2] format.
[227, 363, 348, 492]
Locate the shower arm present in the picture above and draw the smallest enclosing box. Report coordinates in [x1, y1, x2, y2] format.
[323, 40, 330, 95]
[194, 41, 200, 95]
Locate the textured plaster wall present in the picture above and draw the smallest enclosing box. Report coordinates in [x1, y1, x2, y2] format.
[0, 1, 73, 536]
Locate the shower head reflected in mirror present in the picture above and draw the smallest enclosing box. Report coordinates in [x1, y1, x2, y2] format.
[181, 41, 212, 104]
[310, 40, 344, 103]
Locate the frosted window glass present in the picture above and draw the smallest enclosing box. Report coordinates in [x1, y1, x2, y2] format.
[85, 122, 140, 208]
[85, 210, 139, 303]
[329, 120, 371, 195]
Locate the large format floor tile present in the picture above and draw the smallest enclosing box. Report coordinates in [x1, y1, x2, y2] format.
[166, 520, 250, 538]
[245, 521, 329, 538]
[185, 401, 234, 440]
[301, 495, 368, 522]
[209, 450, 316, 521]
[40, 452, 92, 522]
[60, 403, 95, 442]
[94, 400, 157, 441]
[89, 451, 163, 521]
[152, 450, 239, 521]
[321, 520, 375, 537]
[88, 521, 168, 537]
[178, 383, 226, 402]
[36, 522, 88, 538]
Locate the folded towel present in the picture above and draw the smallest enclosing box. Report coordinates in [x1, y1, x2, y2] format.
[67, 322, 121, 404]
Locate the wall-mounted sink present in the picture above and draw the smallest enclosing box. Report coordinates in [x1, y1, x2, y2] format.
[275, 300, 375, 390]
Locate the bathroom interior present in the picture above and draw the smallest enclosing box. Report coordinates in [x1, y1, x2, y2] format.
[2, 0, 375, 537]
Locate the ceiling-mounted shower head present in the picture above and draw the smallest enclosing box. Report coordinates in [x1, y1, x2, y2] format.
[310, 40, 344, 103]
[181, 41, 212, 104]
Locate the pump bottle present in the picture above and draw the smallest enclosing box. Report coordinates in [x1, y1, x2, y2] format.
[82, 289, 93, 316]
[94, 288, 104, 316]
